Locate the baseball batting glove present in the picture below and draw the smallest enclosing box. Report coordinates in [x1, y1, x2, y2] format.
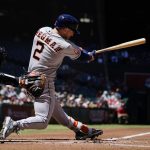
[88, 50, 97, 62]
[19, 71, 46, 98]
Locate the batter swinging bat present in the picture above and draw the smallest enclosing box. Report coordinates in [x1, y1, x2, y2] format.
[96, 38, 146, 54]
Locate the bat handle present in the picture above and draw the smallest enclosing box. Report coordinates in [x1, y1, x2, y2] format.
[0, 73, 19, 86]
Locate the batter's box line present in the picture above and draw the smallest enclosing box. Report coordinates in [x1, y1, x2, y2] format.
[0, 139, 71, 143]
[0, 138, 97, 144]
[101, 131, 150, 142]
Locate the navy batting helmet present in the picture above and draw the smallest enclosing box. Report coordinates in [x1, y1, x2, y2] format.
[54, 14, 80, 34]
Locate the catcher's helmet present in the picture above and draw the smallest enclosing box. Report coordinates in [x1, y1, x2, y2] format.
[54, 14, 80, 34]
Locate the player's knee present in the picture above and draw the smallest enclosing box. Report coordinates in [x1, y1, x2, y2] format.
[40, 120, 49, 129]
[36, 116, 49, 129]
[40, 122, 48, 129]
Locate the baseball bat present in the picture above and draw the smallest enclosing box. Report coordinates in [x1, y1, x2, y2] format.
[96, 38, 146, 54]
[0, 72, 19, 86]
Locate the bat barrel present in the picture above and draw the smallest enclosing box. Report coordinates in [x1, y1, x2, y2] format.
[96, 38, 146, 54]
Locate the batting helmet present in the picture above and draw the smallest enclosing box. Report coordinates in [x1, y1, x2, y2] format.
[54, 14, 80, 34]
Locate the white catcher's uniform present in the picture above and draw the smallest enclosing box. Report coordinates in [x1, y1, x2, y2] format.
[16, 27, 82, 130]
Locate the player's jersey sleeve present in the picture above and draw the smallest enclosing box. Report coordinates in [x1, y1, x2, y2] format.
[63, 40, 81, 60]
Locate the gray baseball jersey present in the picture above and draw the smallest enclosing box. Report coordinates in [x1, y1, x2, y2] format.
[28, 27, 81, 80]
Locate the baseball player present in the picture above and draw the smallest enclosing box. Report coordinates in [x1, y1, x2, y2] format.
[0, 14, 103, 140]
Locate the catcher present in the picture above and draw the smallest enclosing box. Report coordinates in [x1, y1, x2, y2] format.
[0, 14, 103, 141]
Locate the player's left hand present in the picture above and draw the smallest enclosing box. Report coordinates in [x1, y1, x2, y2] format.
[19, 71, 46, 98]
[88, 50, 97, 62]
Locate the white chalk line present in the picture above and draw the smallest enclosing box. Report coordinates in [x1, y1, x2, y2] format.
[103, 131, 150, 148]
[104, 131, 150, 141]
[109, 143, 150, 148]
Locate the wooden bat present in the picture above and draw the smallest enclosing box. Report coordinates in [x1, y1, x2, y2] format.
[96, 38, 146, 54]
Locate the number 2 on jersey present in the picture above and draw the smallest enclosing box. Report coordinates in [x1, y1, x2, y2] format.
[33, 41, 44, 60]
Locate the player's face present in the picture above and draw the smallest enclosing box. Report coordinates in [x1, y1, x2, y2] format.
[61, 28, 75, 40]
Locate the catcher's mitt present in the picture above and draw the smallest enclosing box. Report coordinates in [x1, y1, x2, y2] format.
[19, 71, 46, 98]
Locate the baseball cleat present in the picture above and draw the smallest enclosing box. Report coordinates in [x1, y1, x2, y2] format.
[0, 116, 19, 140]
[75, 129, 103, 140]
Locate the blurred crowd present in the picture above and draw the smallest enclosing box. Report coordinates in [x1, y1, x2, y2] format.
[0, 64, 129, 110]
[56, 89, 128, 109]
[0, 83, 127, 109]
[0, 85, 33, 105]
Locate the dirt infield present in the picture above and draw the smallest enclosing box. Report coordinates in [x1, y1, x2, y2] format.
[0, 126, 150, 150]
